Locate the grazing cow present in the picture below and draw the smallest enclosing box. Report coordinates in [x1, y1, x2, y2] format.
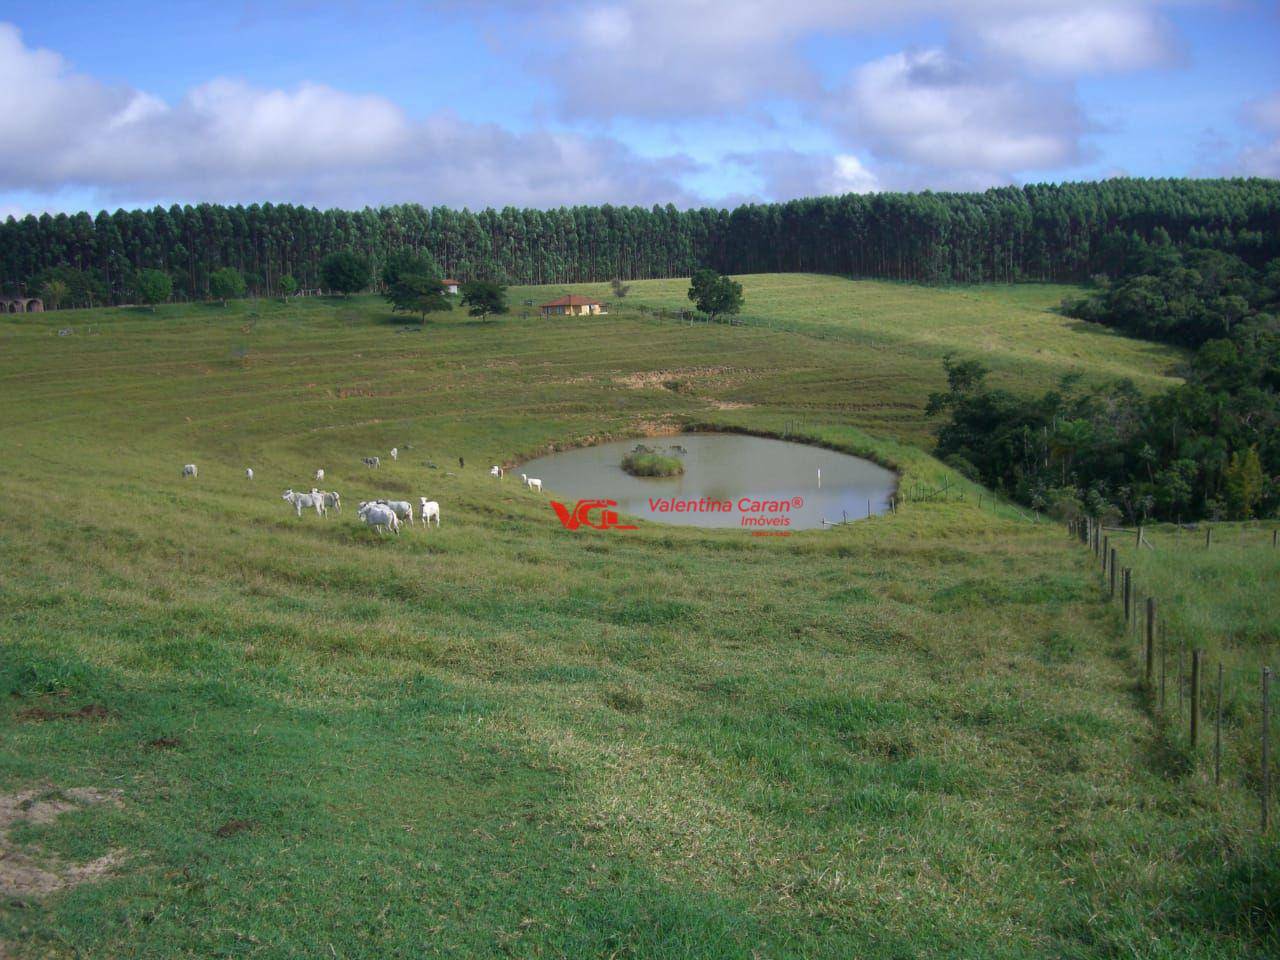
[315, 468, 325, 482]
[521, 474, 543, 493]
[489, 465, 503, 479]
[375, 499, 413, 526]
[317, 490, 341, 514]
[362, 457, 380, 469]
[390, 447, 398, 461]
[419, 499, 441, 527]
[182, 463, 198, 478]
[245, 467, 254, 480]
[282, 488, 324, 517]
[358, 502, 400, 535]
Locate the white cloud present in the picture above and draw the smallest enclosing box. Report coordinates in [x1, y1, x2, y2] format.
[1236, 91, 1280, 177]
[512, 1, 1193, 118]
[1242, 92, 1280, 135]
[972, 6, 1184, 75]
[825, 48, 1089, 186]
[730, 150, 880, 200]
[0, 22, 695, 209]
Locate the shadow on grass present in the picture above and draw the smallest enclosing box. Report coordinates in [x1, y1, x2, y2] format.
[1172, 835, 1280, 950]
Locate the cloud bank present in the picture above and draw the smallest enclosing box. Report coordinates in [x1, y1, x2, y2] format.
[0, 23, 695, 211]
[0, 2, 1252, 212]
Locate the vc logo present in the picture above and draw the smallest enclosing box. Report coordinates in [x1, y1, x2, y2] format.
[551, 499, 637, 531]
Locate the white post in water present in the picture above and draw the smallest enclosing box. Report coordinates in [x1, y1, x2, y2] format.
[817, 468, 821, 489]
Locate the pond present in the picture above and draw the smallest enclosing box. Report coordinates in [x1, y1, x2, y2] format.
[519, 432, 898, 531]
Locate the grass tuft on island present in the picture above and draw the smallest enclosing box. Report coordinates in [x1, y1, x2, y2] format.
[621, 447, 685, 477]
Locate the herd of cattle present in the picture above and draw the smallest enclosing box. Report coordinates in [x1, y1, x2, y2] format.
[180, 454, 544, 536]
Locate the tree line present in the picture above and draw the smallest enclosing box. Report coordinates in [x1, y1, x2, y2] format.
[3, 178, 1279, 306]
[929, 250, 1280, 523]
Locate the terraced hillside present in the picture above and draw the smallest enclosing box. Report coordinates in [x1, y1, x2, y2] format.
[1, 279, 1271, 959]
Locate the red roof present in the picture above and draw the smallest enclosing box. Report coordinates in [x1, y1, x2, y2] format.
[538, 295, 603, 307]
[441, 278, 460, 285]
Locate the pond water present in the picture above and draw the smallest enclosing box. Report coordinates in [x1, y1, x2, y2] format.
[519, 432, 898, 531]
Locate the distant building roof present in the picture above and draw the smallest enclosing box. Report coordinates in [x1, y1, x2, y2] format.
[441, 278, 460, 285]
[539, 295, 603, 307]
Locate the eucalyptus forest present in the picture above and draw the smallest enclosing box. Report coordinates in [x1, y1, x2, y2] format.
[4, 178, 1279, 305]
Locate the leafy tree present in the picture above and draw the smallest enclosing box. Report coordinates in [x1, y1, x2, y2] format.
[926, 353, 989, 415]
[321, 251, 370, 296]
[386, 274, 452, 322]
[381, 249, 441, 289]
[688, 267, 743, 324]
[29, 266, 104, 309]
[134, 269, 172, 311]
[40, 278, 68, 310]
[1224, 448, 1264, 519]
[208, 267, 246, 306]
[610, 278, 630, 298]
[460, 280, 508, 320]
[278, 274, 298, 301]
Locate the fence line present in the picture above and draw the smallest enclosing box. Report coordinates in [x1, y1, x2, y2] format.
[1068, 516, 1277, 834]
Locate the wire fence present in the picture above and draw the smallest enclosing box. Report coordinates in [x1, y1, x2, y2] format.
[1068, 517, 1278, 832]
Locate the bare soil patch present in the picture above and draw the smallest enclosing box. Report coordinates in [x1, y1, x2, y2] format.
[17, 703, 111, 723]
[615, 366, 733, 389]
[0, 787, 125, 898]
[214, 818, 255, 838]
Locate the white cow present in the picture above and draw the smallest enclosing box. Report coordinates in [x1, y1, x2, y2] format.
[182, 463, 198, 479]
[315, 468, 325, 482]
[390, 447, 398, 461]
[489, 465, 503, 479]
[245, 467, 254, 480]
[358, 502, 400, 535]
[361, 499, 413, 526]
[381, 499, 414, 525]
[521, 474, 543, 493]
[317, 490, 341, 514]
[282, 488, 324, 517]
[419, 499, 441, 527]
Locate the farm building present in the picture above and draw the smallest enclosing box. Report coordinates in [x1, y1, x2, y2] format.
[441, 278, 460, 295]
[1, 297, 44, 313]
[538, 295, 607, 317]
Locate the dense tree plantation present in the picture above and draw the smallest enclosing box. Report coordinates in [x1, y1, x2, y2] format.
[3, 178, 1279, 305]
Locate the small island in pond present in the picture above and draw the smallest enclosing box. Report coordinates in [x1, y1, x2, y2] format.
[621, 444, 685, 478]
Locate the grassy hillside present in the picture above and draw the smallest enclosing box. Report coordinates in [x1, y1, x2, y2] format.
[1, 281, 1271, 959]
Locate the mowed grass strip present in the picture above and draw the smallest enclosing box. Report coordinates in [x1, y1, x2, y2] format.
[0, 283, 1272, 959]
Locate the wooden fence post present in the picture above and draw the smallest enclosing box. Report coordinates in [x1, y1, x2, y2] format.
[1263, 667, 1272, 834]
[1102, 535, 1110, 574]
[1206, 527, 1212, 549]
[1145, 597, 1156, 685]
[1110, 549, 1117, 598]
[1159, 623, 1167, 711]
[1178, 642, 1185, 719]
[1123, 568, 1132, 623]
[1215, 662, 1223, 786]
[1190, 650, 1202, 749]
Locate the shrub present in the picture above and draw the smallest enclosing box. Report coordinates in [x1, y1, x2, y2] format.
[621, 451, 684, 477]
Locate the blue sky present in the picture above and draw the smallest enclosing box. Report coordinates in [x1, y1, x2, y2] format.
[1, 1, 1277, 217]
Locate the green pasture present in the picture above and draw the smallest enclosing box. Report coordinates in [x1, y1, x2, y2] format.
[0, 279, 1272, 959]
